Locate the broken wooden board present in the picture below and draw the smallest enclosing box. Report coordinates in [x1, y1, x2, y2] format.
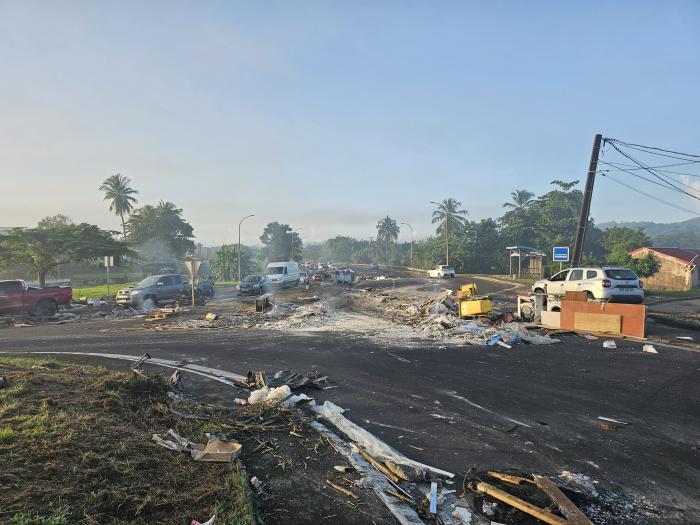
[476, 481, 568, 525]
[574, 312, 621, 334]
[533, 474, 593, 525]
[487, 471, 534, 485]
[561, 301, 646, 338]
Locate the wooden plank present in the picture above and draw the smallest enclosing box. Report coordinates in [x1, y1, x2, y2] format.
[533, 475, 593, 525]
[476, 482, 568, 525]
[326, 479, 359, 500]
[487, 471, 534, 485]
[574, 312, 621, 334]
[560, 301, 646, 338]
[357, 448, 402, 483]
[565, 291, 589, 302]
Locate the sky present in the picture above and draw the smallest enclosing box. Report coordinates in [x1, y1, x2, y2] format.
[1, 1, 699, 246]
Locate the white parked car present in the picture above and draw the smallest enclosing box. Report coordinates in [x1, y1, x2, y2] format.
[427, 265, 456, 278]
[532, 266, 644, 304]
[299, 272, 309, 285]
[265, 261, 300, 286]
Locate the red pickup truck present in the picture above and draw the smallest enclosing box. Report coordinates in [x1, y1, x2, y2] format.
[0, 280, 73, 316]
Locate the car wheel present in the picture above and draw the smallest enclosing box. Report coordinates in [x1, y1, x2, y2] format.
[533, 288, 545, 295]
[586, 291, 596, 301]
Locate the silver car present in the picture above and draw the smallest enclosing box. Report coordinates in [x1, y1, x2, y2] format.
[532, 266, 644, 303]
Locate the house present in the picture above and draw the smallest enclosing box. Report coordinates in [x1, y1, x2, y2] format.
[629, 247, 700, 291]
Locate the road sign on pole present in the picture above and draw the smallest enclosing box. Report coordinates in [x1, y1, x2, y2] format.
[104, 256, 114, 297]
[184, 260, 202, 307]
[553, 247, 570, 262]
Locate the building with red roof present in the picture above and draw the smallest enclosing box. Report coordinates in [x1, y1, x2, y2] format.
[629, 247, 700, 291]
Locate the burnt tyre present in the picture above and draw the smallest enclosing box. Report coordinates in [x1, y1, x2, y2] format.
[31, 299, 58, 317]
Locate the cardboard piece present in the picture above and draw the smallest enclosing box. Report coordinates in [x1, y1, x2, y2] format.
[540, 311, 561, 329]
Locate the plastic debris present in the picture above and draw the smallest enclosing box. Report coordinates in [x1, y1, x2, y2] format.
[642, 344, 658, 354]
[190, 516, 215, 525]
[152, 429, 241, 462]
[452, 507, 473, 524]
[248, 385, 291, 404]
[205, 312, 218, 321]
[603, 340, 617, 349]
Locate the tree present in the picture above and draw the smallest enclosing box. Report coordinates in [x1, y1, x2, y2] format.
[260, 222, 302, 262]
[37, 214, 73, 229]
[0, 224, 132, 287]
[376, 216, 400, 262]
[503, 189, 534, 211]
[127, 201, 195, 259]
[607, 249, 661, 278]
[210, 244, 255, 281]
[602, 227, 651, 254]
[431, 198, 468, 265]
[99, 174, 139, 240]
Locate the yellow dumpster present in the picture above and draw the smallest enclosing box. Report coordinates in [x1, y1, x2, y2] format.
[459, 298, 493, 317]
[460, 283, 478, 297]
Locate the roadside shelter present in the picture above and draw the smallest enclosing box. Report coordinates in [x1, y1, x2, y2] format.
[506, 246, 546, 279]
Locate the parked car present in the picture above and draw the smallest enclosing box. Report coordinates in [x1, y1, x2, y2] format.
[427, 265, 456, 278]
[116, 274, 200, 309]
[238, 275, 269, 296]
[299, 272, 310, 285]
[0, 280, 72, 316]
[265, 261, 300, 286]
[335, 269, 354, 287]
[532, 266, 644, 304]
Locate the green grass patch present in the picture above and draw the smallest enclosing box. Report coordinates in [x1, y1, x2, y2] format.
[646, 289, 700, 301]
[0, 356, 61, 368]
[0, 426, 17, 443]
[0, 380, 26, 403]
[72, 282, 137, 299]
[214, 470, 256, 525]
[10, 504, 70, 525]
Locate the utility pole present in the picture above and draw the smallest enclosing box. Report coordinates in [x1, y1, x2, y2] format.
[401, 222, 414, 268]
[572, 133, 603, 266]
[238, 214, 254, 282]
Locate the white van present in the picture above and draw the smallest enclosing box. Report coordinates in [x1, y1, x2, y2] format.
[264, 261, 300, 286]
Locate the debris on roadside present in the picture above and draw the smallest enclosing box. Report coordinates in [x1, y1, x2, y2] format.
[642, 344, 658, 354]
[603, 340, 617, 349]
[190, 516, 216, 525]
[152, 429, 242, 462]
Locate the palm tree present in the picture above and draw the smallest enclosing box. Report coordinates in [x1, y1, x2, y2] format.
[376, 216, 400, 262]
[431, 198, 468, 265]
[503, 189, 535, 211]
[99, 174, 138, 239]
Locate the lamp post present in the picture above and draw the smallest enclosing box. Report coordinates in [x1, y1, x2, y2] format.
[400, 222, 414, 269]
[430, 201, 451, 266]
[238, 214, 254, 282]
[290, 228, 303, 260]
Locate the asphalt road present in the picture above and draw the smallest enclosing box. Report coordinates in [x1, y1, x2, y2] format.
[1, 273, 698, 523]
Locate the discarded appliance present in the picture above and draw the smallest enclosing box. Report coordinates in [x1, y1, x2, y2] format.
[458, 283, 478, 298]
[458, 297, 493, 317]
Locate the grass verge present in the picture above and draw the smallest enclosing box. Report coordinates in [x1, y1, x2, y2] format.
[71, 282, 137, 299]
[0, 357, 254, 525]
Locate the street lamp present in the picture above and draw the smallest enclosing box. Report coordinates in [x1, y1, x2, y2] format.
[238, 214, 254, 282]
[400, 222, 414, 269]
[290, 228, 303, 260]
[430, 201, 450, 266]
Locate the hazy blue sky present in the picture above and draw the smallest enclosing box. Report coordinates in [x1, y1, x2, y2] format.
[2, 1, 699, 245]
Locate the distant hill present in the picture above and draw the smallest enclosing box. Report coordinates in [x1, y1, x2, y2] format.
[598, 217, 700, 236]
[598, 217, 700, 248]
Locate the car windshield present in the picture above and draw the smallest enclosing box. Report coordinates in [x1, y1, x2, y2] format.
[605, 268, 638, 280]
[137, 276, 160, 287]
[266, 267, 284, 275]
[243, 275, 261, 282]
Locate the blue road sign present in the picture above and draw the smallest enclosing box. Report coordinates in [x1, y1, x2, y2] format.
[553, 246, 570, 262]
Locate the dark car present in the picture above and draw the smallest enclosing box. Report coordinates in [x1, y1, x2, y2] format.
[238, 275, 269, 296]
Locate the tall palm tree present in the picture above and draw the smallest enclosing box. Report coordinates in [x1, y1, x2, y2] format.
[376, 216, 400, 262]
[99, 174, 138, 239]
[503, 189, 535, 211]
[431, 198, 468, 265]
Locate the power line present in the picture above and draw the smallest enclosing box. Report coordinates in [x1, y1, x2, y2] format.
[599, 161, 697, 194]
[606, 138, 700, 159]
[606, 139, 700, 163]
[601, 174, 700, 216]
[597, 159, 700, 177]
[608, 142, 700, 200]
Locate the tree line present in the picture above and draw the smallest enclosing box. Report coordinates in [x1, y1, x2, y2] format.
[304, 180, 660, 277]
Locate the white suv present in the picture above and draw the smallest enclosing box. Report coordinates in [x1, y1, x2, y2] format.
[428, 265, 456, 278]
[532, 266, 644, 304]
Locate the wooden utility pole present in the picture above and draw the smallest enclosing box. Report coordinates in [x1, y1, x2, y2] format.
[572, 133, 603, 266]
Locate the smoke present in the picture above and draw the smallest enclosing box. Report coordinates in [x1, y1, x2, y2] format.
[135, 238, 178, 263]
